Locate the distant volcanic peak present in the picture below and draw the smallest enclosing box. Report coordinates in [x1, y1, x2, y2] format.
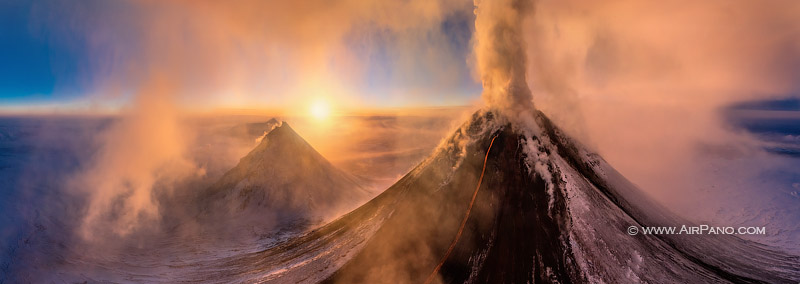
[254, 117, 282, 132]
[262, 121, 299, 147]
[244, 122, 324, 166]
[265, 117, 281, 125]
[242, 122, 351, 191]
[227, 117, 282, 140]
[199, 118, 369, 219]
[258, 118, 282, 134]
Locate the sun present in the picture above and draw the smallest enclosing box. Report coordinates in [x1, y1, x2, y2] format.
[309, 99, 331, 120]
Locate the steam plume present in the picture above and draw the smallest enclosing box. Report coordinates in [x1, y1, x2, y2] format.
[73, 75, 200, 240]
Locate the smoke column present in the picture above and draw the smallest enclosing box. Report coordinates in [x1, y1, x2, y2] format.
[473, 0, 534, 114]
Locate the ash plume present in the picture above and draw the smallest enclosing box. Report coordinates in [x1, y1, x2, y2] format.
[473, 0, 534, 115]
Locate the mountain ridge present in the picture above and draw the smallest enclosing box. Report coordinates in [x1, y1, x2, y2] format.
[200, 121, 371, 223]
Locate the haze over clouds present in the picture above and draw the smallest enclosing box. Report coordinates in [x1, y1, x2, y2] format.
[15, 0, 800, 247]
[522, 0, 800, 206]
[33, 0, 478, 108]
[3, 1, 800, 281]
[30, 0, 479, 238]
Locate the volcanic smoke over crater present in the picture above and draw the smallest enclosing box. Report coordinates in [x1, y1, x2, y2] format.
[473, 0, 534, 113]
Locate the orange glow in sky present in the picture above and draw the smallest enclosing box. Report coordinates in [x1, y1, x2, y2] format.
[310, 98, 332, 120]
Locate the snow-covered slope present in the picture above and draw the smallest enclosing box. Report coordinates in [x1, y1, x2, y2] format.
[5, 111, 798, 283]
[216, 109, 799, 283]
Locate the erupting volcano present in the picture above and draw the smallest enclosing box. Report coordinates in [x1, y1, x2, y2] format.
[2, 0, 800, 282]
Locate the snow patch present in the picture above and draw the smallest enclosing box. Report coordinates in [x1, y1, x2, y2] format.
[521, 135, 556, 217]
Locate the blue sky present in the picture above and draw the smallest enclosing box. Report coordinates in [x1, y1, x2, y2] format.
[0, 1, 59, 103]
[0, 0, 100, 107]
